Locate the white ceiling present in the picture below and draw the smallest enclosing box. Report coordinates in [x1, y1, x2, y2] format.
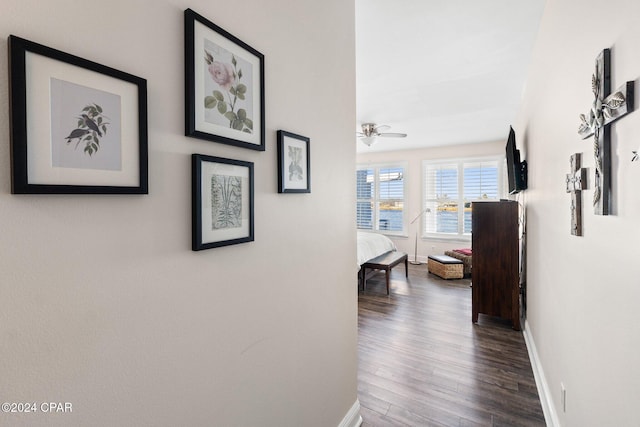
[356, 0, 546, 152]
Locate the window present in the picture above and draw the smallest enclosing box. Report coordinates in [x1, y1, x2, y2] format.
[423, 157, 503, 237]
[356, 164, 406, 234]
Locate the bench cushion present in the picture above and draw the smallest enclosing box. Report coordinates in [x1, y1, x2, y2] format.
[428, 254, 463, 264]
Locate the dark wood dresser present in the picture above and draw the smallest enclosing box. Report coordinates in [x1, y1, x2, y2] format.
[471, 200, 520, 330]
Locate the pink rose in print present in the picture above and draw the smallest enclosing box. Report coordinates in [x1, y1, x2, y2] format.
[208, 61, 235, 91]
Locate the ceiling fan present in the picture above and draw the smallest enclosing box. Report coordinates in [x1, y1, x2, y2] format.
[357, 123, 407, 146]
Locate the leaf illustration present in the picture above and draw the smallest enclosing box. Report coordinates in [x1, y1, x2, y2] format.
[237, 93, 245, 101]
[244, 118, 253, 130]
[232, 55, 237, 67]
[205, 96, 218, 109]
[224, 112, 237, 121]
[213, 90, 225, 102]
[236, 84, 247, 94]
[237, 109, 247, 121]
[205, 50, 214, 65]
[232, 119, 243, 130]
[238, 69, 243, 79]
[217, 101, 227, 114]
[66, 103, 109, 156]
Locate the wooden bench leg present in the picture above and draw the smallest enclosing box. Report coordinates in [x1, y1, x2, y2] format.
[404, 257, 408, 277]
[385, 267, 391, 295]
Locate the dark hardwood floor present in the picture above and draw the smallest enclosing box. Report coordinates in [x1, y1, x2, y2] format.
[358, 263, 545, 427]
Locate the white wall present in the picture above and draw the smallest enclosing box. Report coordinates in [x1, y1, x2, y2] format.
[357, 141, 504, 261]
[516, 0, 640, 425]
[0, 1, 358, 426]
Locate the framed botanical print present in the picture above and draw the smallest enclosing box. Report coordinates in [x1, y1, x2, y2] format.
[277, 130, 310, 193]
[192, 154, 254, 251]
[184, 9, 265, 151]
[8, 35, 148, 194]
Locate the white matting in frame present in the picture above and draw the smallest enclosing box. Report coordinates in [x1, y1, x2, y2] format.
[26, 53, 140, 186]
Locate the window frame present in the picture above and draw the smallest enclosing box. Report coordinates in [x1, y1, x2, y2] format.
[356, 162, 409, 236]
[422, 156, 505, 240]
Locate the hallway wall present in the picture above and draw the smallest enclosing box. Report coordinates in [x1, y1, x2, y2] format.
[516, 0, 640, 425]
[0, 1, 358, 426]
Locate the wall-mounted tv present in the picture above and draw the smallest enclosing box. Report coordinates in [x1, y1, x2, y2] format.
[506, 126, 527, 194]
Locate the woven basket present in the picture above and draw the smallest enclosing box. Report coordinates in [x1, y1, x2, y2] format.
[444, 250, 472, 275]
[428, 258, 464, 279]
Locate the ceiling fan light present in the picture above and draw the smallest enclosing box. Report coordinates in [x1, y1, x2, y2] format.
[361, 136, 376, 146]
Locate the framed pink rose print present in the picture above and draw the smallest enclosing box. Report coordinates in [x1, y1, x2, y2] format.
[184, 9, 265, 151]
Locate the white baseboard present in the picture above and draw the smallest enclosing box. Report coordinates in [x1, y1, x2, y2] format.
[338, 399, 362, 427]
[522, 320, 560, 427]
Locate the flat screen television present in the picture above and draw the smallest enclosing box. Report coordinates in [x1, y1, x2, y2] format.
[506, 126, 527, 194]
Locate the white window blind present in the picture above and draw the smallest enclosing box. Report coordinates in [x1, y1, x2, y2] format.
[356, 164, 406, 234]
[423, 158, 503, 236]
[462, 160, 500, 233]
[356, 168, 374, 230]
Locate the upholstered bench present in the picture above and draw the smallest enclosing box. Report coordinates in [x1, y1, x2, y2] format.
[427, 254, 464, 279]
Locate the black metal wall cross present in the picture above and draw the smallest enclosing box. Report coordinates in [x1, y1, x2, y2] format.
[566, 153, 586, 236]
[578, 49, 634, 215]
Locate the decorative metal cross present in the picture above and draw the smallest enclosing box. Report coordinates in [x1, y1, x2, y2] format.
[566, 153, 587, 236]
[578, 48, 634, 215]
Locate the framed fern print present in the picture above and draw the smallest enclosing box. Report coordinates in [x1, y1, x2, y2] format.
[192, 154, 254, 251]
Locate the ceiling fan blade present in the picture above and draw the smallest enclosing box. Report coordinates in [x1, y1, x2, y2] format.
[378, 132, 407, 138]
[356, 132, 365, 137]
[374, 125, 390, 132]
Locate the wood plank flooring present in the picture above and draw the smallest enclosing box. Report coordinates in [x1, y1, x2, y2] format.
[358, 263, 545, 426]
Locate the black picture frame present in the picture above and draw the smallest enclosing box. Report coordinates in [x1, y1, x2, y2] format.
[277, 130, 311, 193]
[8, 35, 148, 194]
[192, 154, 254, 251]
[185, 9, 265, 151]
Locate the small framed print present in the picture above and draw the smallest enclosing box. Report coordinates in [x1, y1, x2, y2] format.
[192, 154, 254, 251]
[277, 130, 310, 193]
[8, 35, 148, 194]
[185, 8, 265, 151]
